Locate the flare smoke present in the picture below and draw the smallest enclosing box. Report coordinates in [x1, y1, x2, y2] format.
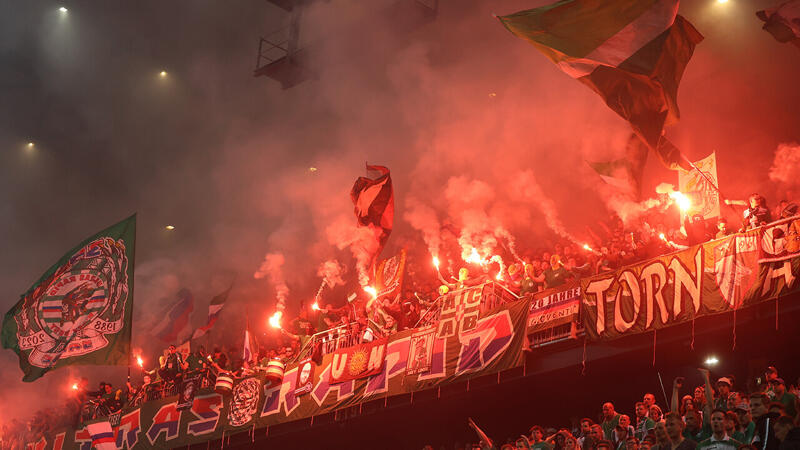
[253, 252, 289, 311]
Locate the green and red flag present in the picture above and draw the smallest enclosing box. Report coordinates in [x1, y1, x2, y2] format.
[2, 215, 136, 382]
[498, 0, 703, 151]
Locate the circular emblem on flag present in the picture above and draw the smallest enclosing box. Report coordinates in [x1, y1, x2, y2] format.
[19, 238, 130, 368]
[348, 348, 369, 376]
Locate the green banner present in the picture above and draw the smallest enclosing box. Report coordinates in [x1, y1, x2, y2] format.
[20, 298, 527, 449]
[581, 228, 800, 341]
[2, 215, 136, 382]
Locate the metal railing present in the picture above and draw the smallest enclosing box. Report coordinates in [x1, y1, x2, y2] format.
[295, 319, 388, 361]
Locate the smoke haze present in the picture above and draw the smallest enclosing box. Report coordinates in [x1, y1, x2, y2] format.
[1, 0, 799, 420]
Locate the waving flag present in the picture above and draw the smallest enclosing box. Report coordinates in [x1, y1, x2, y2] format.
[191, 284, 233, 340]
[350, 164, 394, 252]
[498, 0, 703, 151]
[86, 421, 116, 450]
[242, 319, 259, 364]
[152, 289, 194, 343]
[588, 133, 648, 198]
[757, 1, 800, 48]
[679, 152, 720, 220]
[2, 215, 135, 382]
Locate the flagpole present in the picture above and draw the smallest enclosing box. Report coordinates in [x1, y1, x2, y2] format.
[680, 154, 738, 215]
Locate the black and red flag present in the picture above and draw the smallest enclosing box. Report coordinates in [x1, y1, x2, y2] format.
[350, 164, 394, 253]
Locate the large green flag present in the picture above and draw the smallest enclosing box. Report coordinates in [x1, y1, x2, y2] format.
[2, 215, 136, 382]
[498, 0, 703, 152]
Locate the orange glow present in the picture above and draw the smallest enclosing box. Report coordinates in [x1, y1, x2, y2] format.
[659, 233, 667, 241]
[71, 383, 78, 391]
[311, 302, 320, 311]
[432, 256, 440, 269]
[268, 311, 283, 329]
[583, 244, 592, 251]
[466, 248, 484, 265]
[136, 356, 143, 368]
[363, 286, 377, 298]
[669, 191, 692, 212]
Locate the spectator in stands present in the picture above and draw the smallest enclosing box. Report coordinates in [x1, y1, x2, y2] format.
[769, 379, 798, 419]
[774, 416, 800, 450]
[685, 215, 712, 246]
[530, 426, 553, 450]
[696, 409, 741, 450]
[544, 255, 572, 289]
[644, 394, 657, 410]
[694, 387, 707, 413]
[715, 378, 736, 412]
[742, 194, 772, 230]
[626, 437, 640, 450]
[654, 422, 670, 449]
[578, 419, 595, 448]
[603, 403, 622, 441]
[158, 344, 187, 383]
[613, 416, 635, 450]
[186, 346, 208, 372]
[716, 219, 732, 239]
[663, 412, 696, 450]
[750, 393, 780, 450]
[650, 405, 664, 423]
[723, 411, 743, 442]
[735, 403, 756, 444]
[584, 424, 605, 450]
[520, 264, 544, 296]
[635, 402, 656, 440]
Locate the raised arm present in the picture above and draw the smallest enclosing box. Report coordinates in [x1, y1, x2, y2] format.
[468, 417, 494, 449]
[671, 376, 684, 413]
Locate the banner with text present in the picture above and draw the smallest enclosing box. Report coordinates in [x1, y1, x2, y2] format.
[28, 298, 528, 449]
[526, 284, 581, 333]
[581, 229, 800, 341]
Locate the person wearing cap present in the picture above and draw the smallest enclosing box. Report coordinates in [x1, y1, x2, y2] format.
[734, 401, 757, 445]
[696, 409, 742, 450]
[714, 377, 736, 412]
[769, 378, 798, 419]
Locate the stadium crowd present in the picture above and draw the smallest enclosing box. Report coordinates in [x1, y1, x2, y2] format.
[444, 367, 800, 450]
[1, 192, 797, 449]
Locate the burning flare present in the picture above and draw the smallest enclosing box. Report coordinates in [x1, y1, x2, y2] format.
[136, 356, 143, 368]
[363, 286, 377, 299]
[268, 311, 283, 329]
[71, 383, 78, 391]
[432, 256, 440, 269]
[669, 191, 692, 212]
[311, 302, 320, 311]
[465, 247, 485, 265]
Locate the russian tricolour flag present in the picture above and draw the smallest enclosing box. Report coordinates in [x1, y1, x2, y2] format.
[87, 421, 116, 450]
[152, 289, 194, 343]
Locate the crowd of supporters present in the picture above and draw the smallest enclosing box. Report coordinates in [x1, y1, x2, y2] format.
[437, 367, 800, 450]
[1, 192, 798, 448]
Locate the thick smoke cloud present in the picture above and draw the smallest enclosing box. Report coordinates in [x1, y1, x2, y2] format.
[1, 0, 799, 422]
